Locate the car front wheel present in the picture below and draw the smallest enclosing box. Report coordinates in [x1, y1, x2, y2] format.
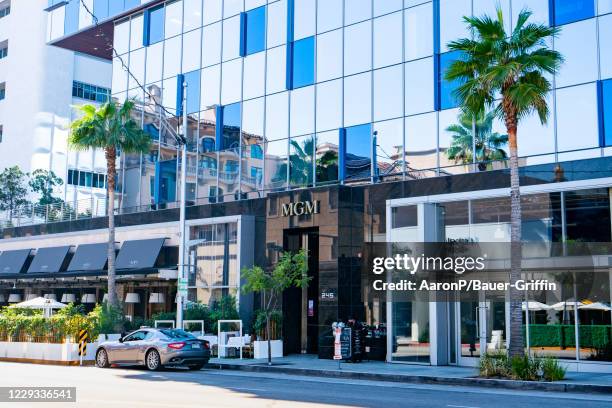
[96, 349, 110, 368]
[145, 350, 161, 371]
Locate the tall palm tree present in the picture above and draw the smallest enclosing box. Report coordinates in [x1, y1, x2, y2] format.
[445, 111, 508, 169]
[69, 100, 151, 308]
[445, 8, 563, 357]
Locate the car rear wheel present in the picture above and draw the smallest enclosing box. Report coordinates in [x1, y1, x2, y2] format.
[145, 350, 161, 371]
[188, 364, 204, 371]
[96, 349, 110, 368]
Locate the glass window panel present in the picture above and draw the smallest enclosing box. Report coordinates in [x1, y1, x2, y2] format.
[554, 19, 597, 88]
[512, 0, 549, 26]
[405, 57, 434, 115]
[222, 15, 241, 61]
[242, 97, 264, 138]
[146, 41, 163, 83]
[109, 0, 123, 16]
[148, 5, 165, 45]
[48, 5, 64, 41]
[316, 79, 342, 132]
[344, 21, 372, 76]
[203, 0, 222, 24]
[182, 28, 202, 73]
[218, 147, 240, 201]
[404, 2, 433, 61]
[243, 52, 265, 100]
[163, 36, 182, 78]
[200, 64, 220, 109]
[517, 93, 555, 158]
[374, 65, 403, 121]
[246, 6, 266, 55]
[293, 36, 315, 88]
[221, 59, 243, 104]
[112, 57, 128, 93]
[317, 0, 342, 33]
[265, 91, 289, 140]
[242, 143, 264, 195]
[267, 0, 287, 48]
[202, 22, 222, 66]
[130, 14, 144, 51]
[600, 0, 612, 14]
[184, 0, 202, 31]
[316, 29, 343, 82]
[114, 20, 130, 55]
[556, 83, 599, 154]
[266, 46, 287, 94]
[315, 130, 339, 183]
[79, 0, 94, 30]
[599, 14, 612, 80]
[185, 70, 201, 114]
[199, 108, 217, 152]
[128, 48, 146, 89]
[246, 0, 265, 11]
[439, 51, 464, 110]
[344, 72, 372, 127]
[439, 0, 470, 54]
[165, 0, 183, 38]
[345, 123, 372, 181]
[289, 134, 315, 187]
[222, 102, 241, 149]
[93, 0, 109, 21]
[373, 118, 404, 177]
[265, 138, 288, 190]
[162, 76, 178, 115]
[374, 12, 402, 69]
[605, 79, 612, 147]
[290, 85, 315, 136]
[553, 0, 594, 26]
[374, 0, 402, 17]
[294, 0, 316, 41]
[224, 0, 243, 18]
[438, 107, 469, 172]
[345, 0, 372, 25]
[405, 112, 437, 171]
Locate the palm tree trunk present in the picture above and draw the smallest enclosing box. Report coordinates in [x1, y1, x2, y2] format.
[105, 146, 118, 309]
[507, 123, 524, 358]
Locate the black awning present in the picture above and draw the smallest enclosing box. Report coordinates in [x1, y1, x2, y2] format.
[27, 246, 72, 274]
[67, 243, 108, 271]
[115, 238, 166, 270]
[0, 249, 32, 274]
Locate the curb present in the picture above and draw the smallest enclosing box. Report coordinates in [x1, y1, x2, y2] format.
[206, 362, 612, 395]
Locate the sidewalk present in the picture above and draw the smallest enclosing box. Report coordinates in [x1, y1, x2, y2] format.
[207, 354, 612, 394]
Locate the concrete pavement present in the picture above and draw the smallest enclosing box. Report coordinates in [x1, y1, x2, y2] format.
[1, 361, 612, 408]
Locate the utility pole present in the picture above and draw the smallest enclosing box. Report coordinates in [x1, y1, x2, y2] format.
[176, 81, 188, 330]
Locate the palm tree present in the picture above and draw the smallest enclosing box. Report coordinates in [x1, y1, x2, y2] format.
[69, 100, 151, 308]
[445, 111, 508, 170]
[445, 8, 563, 357]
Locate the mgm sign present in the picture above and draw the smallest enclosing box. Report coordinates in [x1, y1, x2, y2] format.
[281, 200, 320, 217]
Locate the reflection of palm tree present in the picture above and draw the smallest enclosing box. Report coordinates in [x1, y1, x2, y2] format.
[273, 137, 338, 186]
[445, 111, 508, 169]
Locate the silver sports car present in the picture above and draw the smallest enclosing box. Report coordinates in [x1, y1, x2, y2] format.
[95, 328, 211, 371]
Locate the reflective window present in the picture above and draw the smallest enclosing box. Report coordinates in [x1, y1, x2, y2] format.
[109, 0, 123, 16]
[128, 48, 146, 89]
[147, 5, 165, 45]
[65, 0, 79, 35]
[93, 0, 109, 21]
[294, 0, 316, 41]
[373, 119, 404, 177]
[265, 92, 289, 140]
[224, 0, 243, 18]
[517, 94, 555, 159]
[316, 79, 342, 132]
[184, 0, 202, 32]
[374, 0, 402, 17]
[163, 36, 182, 78]
[405, 57, 434, 115]
[374, 65, 403, 121]
[203, 0, 222, 24]
[182, 28, 202, 73]
[222, 102, 241, 149]
[246, 6, 266, 55]
[290, 85, 315, 136]
[439, 0, 470, 54]
[439, 51, 464, 110]
[438, 107, 468, 172]
[246, 0, 265, 11]
[130, 14, 144, 51]
[554, 19, 597, 88]
[289, 134, 315, 187]
[112, 57, 128, 93]
[344, 21, 372, 76]
[242, 97, 264, 139]
[344, 123, 372, 181]
[292, 36, 315, 88]
[266, 46, 287, 94]
[556, 83, 599, 155]
[344, 72, 372, 127]
[600, 0, 612, 14]
[405, 2, 433, 61]
[473, 0, 510, 32]
[162, 76, 178, 115]
[316, 29, 343, 82]
[223, 15, 241, 61]
[599, 14, 612, 80]
[317, 0, 342, 33]
[165, 0, 183, 38]
[202, 22, 222, 67]
[114, 20, 130, 55]
[221, 59, 243, 104]
[405, 112, 437, 170]
[184, 70, 201, 114]
[512, 0, 549, 25]
[316, 131, 339, 183]
[553, 0, 594, 26]
[243, 52, 265, 100]
[374, 12, 402, 69]
[200, 64, 220, 109]
[79, 0, 94, 30]
[243, 143, 264, 195]
[345, 0, 372, 25]
[602, 79, 612, 147]
[267, 0, 287, 48]
[265, 138, 288, 191]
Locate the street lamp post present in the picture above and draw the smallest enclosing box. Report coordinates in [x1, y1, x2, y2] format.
[176, 81, 188, 330]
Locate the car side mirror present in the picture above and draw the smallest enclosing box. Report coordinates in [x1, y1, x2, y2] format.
[118, 337, 124, 343]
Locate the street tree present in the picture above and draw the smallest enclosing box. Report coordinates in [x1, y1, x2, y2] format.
[0, 166, 29, 220]
[29, 169, 64, 206]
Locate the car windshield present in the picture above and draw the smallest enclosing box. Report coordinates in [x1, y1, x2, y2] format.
[159, 329, 196, 340]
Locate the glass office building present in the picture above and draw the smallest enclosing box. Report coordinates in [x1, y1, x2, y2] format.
[31, 0, 612, 371]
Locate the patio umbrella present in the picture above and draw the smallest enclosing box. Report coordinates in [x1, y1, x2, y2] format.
[522, 301, 551, 311]
[578, 302, 612, 311]
[551, 301, 584, 311]
[10, 296, 68, 318]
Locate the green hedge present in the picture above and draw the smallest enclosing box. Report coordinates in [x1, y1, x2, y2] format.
[524, 324, 612, 348]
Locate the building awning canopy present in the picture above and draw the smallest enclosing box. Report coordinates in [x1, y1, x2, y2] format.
[0, 249, 32, 274]
[115, 238, 166, 270]
[67, 242, 108, 271]
[27, 246, 72, 274]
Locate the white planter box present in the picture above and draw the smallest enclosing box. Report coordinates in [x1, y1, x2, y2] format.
[253, 340, 283, 359]
[0, 341, 99, 363]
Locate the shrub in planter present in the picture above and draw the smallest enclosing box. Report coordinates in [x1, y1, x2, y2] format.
[511, 354, 542, 381]
[479, 352, 511, 378]
[541, 356, 566, 381]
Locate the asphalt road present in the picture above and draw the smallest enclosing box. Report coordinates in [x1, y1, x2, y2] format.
[0, 362, 611, 408]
